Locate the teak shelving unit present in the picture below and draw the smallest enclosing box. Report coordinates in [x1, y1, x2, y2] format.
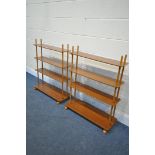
[65, 46, 127, 134]
[33, 39, 70, 103]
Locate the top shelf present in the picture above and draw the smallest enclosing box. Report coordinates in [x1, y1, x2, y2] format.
[70, 51, 127, 67]
[34, 44, 68, 53]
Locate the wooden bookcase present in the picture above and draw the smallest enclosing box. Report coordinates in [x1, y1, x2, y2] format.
[65, 46, 127, 134]
[33, 39, 70, 103]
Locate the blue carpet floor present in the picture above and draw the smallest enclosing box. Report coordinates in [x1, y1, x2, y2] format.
[26, 73, 129, 155]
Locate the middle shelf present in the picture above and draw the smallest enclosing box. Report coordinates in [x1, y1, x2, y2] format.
[70, 67, 123, 88]
[70, 82, 120, 106]
[36, 68, 69, 83]
[35, 56, 69, 68]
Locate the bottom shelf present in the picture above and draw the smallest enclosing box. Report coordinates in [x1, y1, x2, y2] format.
[34, 82, 69, 103]
[65, 98, 117, 131]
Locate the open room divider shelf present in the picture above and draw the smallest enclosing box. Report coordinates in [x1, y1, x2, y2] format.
[65, 46, 127, 134]
[33, 39, 70, 103]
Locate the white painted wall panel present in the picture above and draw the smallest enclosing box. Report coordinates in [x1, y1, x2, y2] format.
[26, 39, 36, 68]
[27, 29, 128, 58]
[27, 0, 76, 4]
[84, 19, 128, 41]
[27, 17, 128, 40]
[74, 0, 129, 19]
[26, 3, 47, 17]
[26, 29, 45, 42]
[27, 0, 128, 18]
[44, 31, 128, 59]
[27, 0, 45, 4]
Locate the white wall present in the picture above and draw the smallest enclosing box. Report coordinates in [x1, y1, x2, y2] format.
[26, 0, 129, 125]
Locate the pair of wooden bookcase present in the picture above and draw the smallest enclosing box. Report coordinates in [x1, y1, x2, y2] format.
[33, 39, 127, 134]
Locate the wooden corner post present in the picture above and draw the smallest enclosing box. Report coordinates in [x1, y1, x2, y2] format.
[116, 55, 127, 99]
[61, 44, 64, 95]
[70, 46, 74, 100]
[40, 39, 44, 82]
[112, 55, 127, 117]
[35, 39, 39, 85]
[67, 44, 69, 92]
[74, 45, 79, 97]
[110, 56, 123, 119]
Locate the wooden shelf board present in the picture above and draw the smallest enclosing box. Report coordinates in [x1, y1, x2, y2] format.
[35, 56, 68, 68]
[34, 44, 68, 53]
[70, 67, 122, 87]
[34, 82, 69, 102]
[66, 98, 117, 131]
[70, 51, 127, 67]
[71, 82, 120, 106]
[36, 68, 69, 83]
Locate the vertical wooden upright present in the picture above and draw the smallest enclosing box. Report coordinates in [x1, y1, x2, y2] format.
[74, 46, 79, 97]
[40, 39, 44, 81]
[66, 44, 69, 92]
[35, 39, 39, 84]
[61, 44, 64, 97]
[70, 46, 74, 100]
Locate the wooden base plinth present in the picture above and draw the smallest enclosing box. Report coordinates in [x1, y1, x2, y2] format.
[34, 82, 69, 103]
[65, 98, 117, 131]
